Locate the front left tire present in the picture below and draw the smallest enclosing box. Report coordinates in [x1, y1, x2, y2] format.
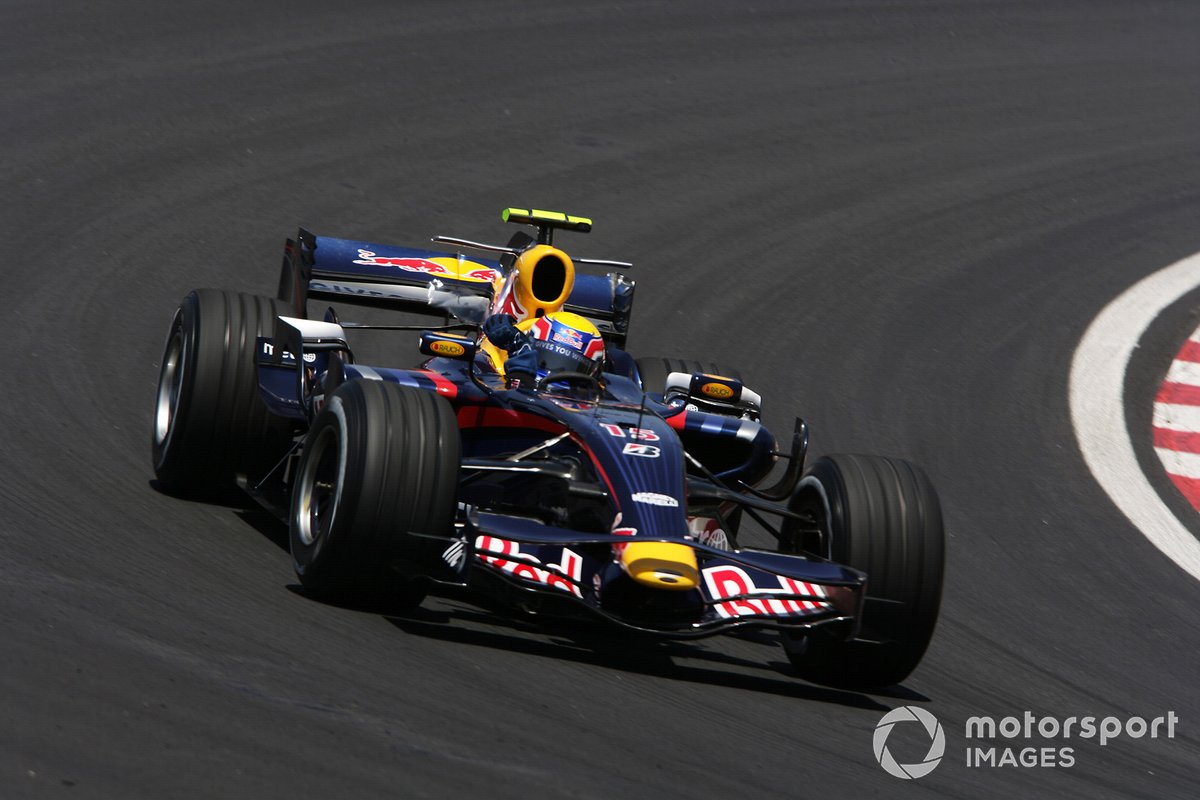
[289, 379, 461, 599]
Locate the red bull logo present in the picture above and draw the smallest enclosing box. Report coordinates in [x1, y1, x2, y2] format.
[466, 267, 502, 282]
[551, 326, 585, 348]
[353, 250, 449, 274]
[702, 565, 832, 619]
[493, 284, 526, 319]
[353, 250, 501, 283]
[474, 535, 583, 597]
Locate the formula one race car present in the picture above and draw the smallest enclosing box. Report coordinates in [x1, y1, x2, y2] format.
[151, 208, 944, 688]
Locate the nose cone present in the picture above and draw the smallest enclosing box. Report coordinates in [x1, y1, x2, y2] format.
[619, 542, 700, 591]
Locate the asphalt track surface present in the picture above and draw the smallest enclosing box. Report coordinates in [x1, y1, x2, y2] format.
[3, 1, 1199, 797]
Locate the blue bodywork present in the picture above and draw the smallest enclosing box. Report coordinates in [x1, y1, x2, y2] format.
[256, 343, 865, 637]
[255, 226, 865, 637]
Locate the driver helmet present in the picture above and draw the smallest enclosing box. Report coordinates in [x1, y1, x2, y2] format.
[517, 311, 605, 379]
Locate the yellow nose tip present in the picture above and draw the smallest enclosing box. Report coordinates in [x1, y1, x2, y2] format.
[619, 542, 699, 591]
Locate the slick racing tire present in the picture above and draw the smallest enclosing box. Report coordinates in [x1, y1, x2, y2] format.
[289, 379, 460, 599]
[152, 289, 292, 493]
[634, 357, 743, 399]
[780, 454, 944, 688]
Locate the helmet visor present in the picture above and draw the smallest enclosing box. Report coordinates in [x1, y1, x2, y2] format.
[532, 340, 602, 379]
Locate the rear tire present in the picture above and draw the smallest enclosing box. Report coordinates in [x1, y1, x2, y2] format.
[151, 289, 292, 493]
[781, 454, 944, 688]
[289, 379, 460, 600]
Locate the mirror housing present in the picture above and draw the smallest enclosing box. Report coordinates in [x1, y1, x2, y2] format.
[419, 330, 478, 361]
[664, 371, 762, 421]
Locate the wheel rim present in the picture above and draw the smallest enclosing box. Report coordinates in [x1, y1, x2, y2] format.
[790, 475, 833, 559]
[154, 328, 184, 445]
[295, 426, 340, 547]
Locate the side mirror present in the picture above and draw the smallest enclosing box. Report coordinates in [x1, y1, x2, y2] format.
[663, 371, 762, 420]
[419, 330, 478, 361]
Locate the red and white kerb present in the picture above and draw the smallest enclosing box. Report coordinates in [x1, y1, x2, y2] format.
[1153, 327, 1200, 509]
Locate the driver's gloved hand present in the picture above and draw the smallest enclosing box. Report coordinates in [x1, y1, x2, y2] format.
[484, 314, 538, 389]
[505, 340, 537, 390]
[483, 313, 521, 350]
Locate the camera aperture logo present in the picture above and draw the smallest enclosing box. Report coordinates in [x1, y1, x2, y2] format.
[873, 706, 946, 779]
[872, 707, 1180, 778]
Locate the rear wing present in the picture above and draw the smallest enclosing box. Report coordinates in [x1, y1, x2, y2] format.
[276, 227, 635, 348]
[276, 228, 501, 318]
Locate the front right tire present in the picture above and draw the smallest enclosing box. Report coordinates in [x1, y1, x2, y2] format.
[780, 454, 944, 688]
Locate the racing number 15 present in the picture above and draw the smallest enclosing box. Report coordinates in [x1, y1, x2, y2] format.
[600, 424, 659, 442]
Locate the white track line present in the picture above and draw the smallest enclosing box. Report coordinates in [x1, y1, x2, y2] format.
[1069, 251, 1200, 584]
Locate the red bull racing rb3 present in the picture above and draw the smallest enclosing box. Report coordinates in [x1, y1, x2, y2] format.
[151, 208, 945, 688]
